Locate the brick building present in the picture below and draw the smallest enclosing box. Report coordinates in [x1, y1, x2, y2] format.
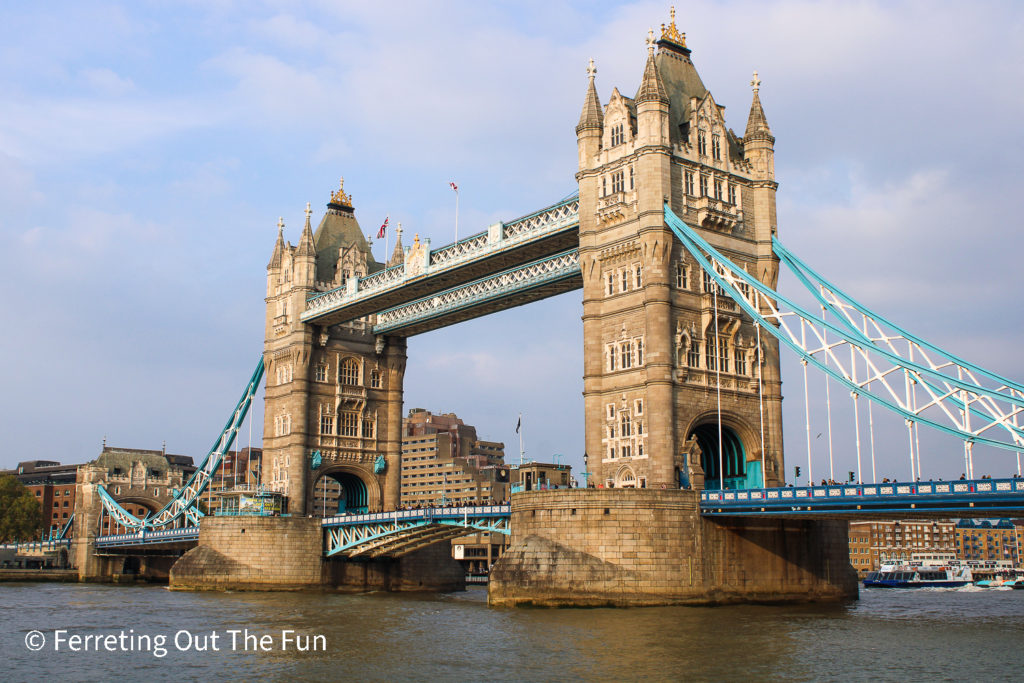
[847, 520, 957, 577]
[399, 408, 509, 508]
[955, 519, 1021, 565]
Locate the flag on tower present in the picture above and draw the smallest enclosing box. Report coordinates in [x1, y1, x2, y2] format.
[515, 416, 521, 433]
[449, 181, 458, 192]
[377, 215, 388, 239]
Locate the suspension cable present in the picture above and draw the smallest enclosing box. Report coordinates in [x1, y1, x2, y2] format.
[713, 281, 724, 489]
[802, 319, 813, 484]
[756, 320, 766, 487]
[822, 305, 834, 482]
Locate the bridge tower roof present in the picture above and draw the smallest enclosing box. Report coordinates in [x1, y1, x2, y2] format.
[650, 8, 709, 143]
[314, 178, 381, 282]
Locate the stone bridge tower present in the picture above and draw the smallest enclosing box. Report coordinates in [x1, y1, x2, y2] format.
[263, 181, 405, 515]
[577, 13, 785, 491]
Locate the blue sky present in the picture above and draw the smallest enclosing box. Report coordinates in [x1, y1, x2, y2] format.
[2, 1, 1022, 482]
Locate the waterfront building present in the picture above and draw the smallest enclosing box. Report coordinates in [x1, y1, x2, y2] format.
[847, 520, 957, 577]
[4, 460, 80, 534]
[954, 519, 1021, 566]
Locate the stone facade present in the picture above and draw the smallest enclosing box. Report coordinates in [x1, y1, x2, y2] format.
[72, 447, 196, 580]
[263, 183, 406, 515]
[488, 490, 857, 606]
[577, 16, 784, 491]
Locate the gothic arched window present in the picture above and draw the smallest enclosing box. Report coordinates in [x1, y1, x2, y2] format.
[339, 359, 359, 386]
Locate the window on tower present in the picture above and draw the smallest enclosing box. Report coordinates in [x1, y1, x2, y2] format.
[675, 262, 689, 289]
[684, 171, 694, 196]
[714, 179, 723, 200]
[697, 130, 707, 156]
[611, 123, 624, 147]
[699, 174, 708, 197]
[607, 272, 614, 296]
[612, 170, 624, 193]
[712, 134, 721, 160]
[728, 183, 737, 205]
[339, 359, 359, 386]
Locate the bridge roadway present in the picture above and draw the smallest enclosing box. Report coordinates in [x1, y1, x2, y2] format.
[701, 477, 1024, 519]
[300, 196, 581, 335]
[88, 477, 1024, 553]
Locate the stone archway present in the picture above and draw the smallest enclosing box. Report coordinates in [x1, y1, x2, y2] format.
[685, 413, 761, 490]
[309, 465, 381, 516]
[614, 465, 638, 488]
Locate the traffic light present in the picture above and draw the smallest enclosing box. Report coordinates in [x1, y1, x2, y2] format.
[794, 466, 801, 478]
[848, 471, 856, 483]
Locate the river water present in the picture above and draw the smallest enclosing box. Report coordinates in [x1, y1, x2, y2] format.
[1, 583, 1022, 681]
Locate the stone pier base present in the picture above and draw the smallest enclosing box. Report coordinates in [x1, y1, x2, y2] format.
[488, 489, 858, 607]
[169, 516, 465, 592]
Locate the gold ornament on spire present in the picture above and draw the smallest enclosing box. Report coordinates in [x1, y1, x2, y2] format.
[329, 177, 353, 207]
[660, 6, 686, 47]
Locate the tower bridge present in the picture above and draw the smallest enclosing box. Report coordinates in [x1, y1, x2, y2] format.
[70, 10, 1024, 604]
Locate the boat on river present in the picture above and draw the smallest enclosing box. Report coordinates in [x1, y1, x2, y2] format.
[864, 563, 973, 588]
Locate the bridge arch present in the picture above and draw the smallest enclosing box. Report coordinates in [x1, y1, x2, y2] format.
[685, 413, 760, 490]
[309, 465, 380, 516]
[103, 496, 162, 534]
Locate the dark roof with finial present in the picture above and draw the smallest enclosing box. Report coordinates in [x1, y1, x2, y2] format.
[576, 58, 604, 134]
[313, 178, 381, 282]
[651, 7, 709, 142]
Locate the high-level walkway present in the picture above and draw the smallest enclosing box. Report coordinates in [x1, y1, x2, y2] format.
[301, 196, 581, 335]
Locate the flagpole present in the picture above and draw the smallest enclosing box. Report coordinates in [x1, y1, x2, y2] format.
[450, 181, 459, 243]
[518, 413, 524, 466]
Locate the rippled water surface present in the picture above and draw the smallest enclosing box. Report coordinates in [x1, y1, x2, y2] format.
[2, 582, 1022, 681]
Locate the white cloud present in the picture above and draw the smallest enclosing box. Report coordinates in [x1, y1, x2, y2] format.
[79, 67, 135, 95]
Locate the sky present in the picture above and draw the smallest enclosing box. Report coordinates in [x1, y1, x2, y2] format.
[1, 0, 1022, 483]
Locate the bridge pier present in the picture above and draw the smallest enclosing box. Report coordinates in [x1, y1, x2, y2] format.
[169, 516, 463, 592]
[488, 490, 857, 607]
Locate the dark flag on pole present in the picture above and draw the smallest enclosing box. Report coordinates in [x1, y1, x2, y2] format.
[515, 416, 521, 433]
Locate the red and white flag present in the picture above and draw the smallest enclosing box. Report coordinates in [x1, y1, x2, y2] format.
[377, 215, 388, 239]
[449, 181, 458, 192]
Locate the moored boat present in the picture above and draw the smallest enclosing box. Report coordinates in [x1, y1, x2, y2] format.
[864, 563, 973, 588]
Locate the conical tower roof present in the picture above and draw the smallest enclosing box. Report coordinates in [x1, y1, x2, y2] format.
[313, 179, 381, 282]
[744, 71, 773, 139]
[636, 32, 668, 105]
[268, 217, 285, 269]
[576, 58, 604, 134]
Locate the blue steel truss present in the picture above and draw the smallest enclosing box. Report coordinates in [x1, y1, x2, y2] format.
[323, 505, 510, 558]
[700, 477, 1024, 517]
[665, 204, 1024, 454]
[302, 195, 580, 323]
[94, 526, 200, 548]
[373, 249, 580, 334]
[95, 357, 265, 531]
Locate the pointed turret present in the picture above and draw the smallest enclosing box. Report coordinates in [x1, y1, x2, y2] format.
[388, 222, 405, 268]
[743, 71, 776, 181]
[293, 202, 317, 286]
[268, 217, 285, 269]
[576, 58, 604, 134]
[636, 30, 668, 106]
[296, 202, 316, 258]
[576, 59, 603, 172]
[744, 71, 773, 139]
[636, 29, 670, 146]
